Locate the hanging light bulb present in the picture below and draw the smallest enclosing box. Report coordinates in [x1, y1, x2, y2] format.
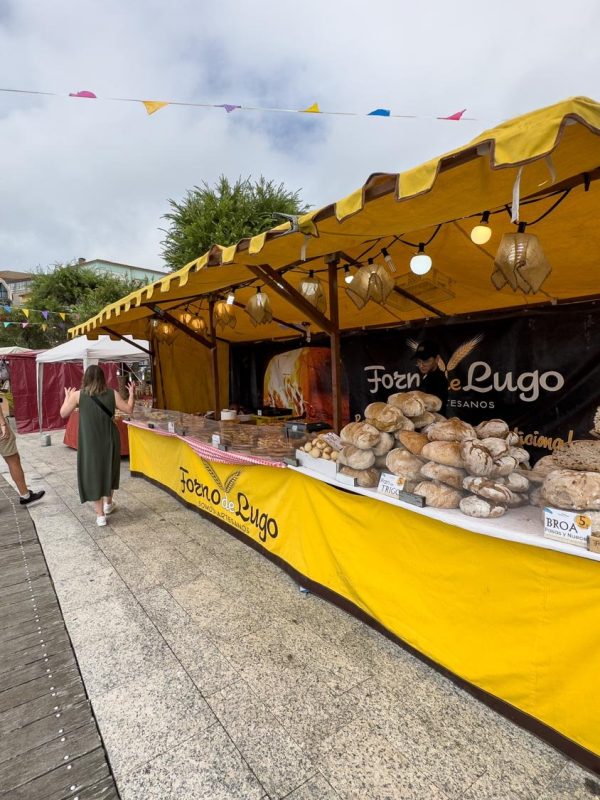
[226, 291, 235, 305]
[471, 211, 493, 245]
[410, 243, 432, 275]
[299, 270, 327, 313]
[343, 265, 354, 284]
[245, 287, 273, 326]
[381, 247, 396, 273]
[189, 315, 207, 333]
[214, 300, 237, 330]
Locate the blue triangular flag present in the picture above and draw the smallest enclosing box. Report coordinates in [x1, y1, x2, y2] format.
[3, 305, 11, 313]
[368, 108, 391, 117]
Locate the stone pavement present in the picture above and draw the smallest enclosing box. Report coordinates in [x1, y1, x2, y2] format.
[2, 429, 600, 800]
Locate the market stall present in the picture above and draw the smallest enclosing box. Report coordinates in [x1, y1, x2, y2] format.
[69, 96, 600, 772]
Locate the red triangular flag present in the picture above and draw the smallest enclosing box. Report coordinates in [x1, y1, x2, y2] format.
[439, 108, 466, 121]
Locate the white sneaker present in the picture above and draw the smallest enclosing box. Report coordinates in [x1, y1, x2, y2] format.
[103, 502, 116, 516]
[96, 515, 107, 527]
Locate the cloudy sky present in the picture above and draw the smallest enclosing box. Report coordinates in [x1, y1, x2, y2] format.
[1, 0, 599, 273]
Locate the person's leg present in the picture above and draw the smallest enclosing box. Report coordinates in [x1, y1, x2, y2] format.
[92, 498, 104, 516]
[4, 452, 28, 495]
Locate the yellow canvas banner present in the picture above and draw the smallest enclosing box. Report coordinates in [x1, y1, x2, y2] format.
[129, 424, 600, 760]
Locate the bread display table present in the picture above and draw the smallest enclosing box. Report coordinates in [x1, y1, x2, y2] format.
[128, 422, 600, 772]
[63, 409, 130, 456]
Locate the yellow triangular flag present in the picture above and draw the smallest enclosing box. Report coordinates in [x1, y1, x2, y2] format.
[302, 102, 320, 113]
[41, 323, 48, 332]
[59, 312, 66, 321]
[143, 100, 168, 116]
[22, 308, 29, 318]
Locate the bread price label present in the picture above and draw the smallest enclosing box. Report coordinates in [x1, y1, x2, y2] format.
[322, 432, 343, 451]
[543, 507, 591, 548]
[167, 421, 175, 434]
[377, 472, 404, 498]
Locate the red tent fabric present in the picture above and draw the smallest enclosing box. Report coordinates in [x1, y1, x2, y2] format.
[6, 353, 118, 433]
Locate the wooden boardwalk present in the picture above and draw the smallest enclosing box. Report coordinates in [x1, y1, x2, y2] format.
[0, 478, 119, 799]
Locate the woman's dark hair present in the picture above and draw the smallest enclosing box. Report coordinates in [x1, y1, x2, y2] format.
[81, 364, 108, 396]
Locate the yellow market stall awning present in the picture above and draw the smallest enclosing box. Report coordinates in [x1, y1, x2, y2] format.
[70, 96, 600, 345]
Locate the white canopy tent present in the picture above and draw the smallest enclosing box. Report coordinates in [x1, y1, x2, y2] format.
[36, 335, 150, 431]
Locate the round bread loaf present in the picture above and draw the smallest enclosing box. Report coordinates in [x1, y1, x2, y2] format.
[505, 432, 520, 446]
[365, 402, 408, 433]
[420, 461, 466, 490]
[372, 431, 395, 457]
[427, 418, 477, 442]
[552, 440, 600, 472]
[502, 472, 531, 492]
[338, 465, 380, 488]
[421, 441, 464, 468]
[411, 411, 436, 429]
[541, 469, 600, 511]
[338, 445, 375, 470]
[340, 421, 381, 450]
[385, 449, 424, 479]
[509, 447, 530, 464]
[479, 437, 509, 458]
[475, 419, 510, 439]
[403, 390, 442, 413]
[459, 495, 506, 518]
[462, 476, 514, 504]
[460, 440, 494, 477]
[387, 392, 425, 418]
[397, 431, 429, 455]
[414, 481, 462, 508]
[492, 455, 519, 477]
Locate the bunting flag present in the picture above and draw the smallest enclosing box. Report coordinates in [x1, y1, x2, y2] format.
[142, 100, 168, 115]
[21, 322, 29, 328]
[41, 323, 48, 331]
[41, 310, 49, 320]
[21, 308, 30, 318]
[58, 312, 66, 321]
[0, 87, 479, 123]
[3, 306, 10, 313]
[3, 322, 11, 328]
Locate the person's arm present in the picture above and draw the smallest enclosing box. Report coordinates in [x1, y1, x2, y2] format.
[0, 406, 10, 440]
[60, 388, 80, 419]
[114, 381, 135, 415]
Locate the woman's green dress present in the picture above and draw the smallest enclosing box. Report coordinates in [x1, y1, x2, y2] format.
[77, 389, 120, 503]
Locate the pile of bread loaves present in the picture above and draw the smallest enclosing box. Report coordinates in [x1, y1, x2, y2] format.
[527, 441, 600, 531]
[337, 390, 533, 518]
[298, 435, 339, 462]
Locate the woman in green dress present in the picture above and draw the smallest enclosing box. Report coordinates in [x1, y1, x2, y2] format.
[60, 365, 135, 526]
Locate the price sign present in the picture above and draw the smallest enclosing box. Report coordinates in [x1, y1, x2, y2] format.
[323, 432, 343, 451]
[167, 421, 175, 434]
[543, 507, 591, 548]
[377, 472, 404, 498]
[211, 433, 221, 446]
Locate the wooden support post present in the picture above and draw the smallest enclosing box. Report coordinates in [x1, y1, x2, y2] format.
[152, 307, 215, 350]
[326, 254, 343, 433]
[208, 300, 221, 420]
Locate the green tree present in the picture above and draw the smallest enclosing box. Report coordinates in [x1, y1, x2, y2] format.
[161, 175, 307, 271]
[0, 262, 141, 349]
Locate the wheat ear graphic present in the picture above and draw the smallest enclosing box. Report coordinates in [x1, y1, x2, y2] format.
[444, 335, 484, 375]
[406, 338, 420, 353]
[201, 458, 225, 492]
[224, 471, 241, 493]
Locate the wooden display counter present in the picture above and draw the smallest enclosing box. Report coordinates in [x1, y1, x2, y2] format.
[127, 423, 600, 773]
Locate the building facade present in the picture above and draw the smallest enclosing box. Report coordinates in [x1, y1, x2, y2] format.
[76, 258, 167, 285]
[0, 271, 34, 307]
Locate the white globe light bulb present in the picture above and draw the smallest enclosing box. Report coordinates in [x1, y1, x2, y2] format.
[410, 253, 432, 275]
[471, 224, 492, 245]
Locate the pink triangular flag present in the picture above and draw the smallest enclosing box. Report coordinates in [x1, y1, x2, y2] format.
[439, 108, 466, 121]
[21, 322, 29, 328]
[69, 90, 97, 99]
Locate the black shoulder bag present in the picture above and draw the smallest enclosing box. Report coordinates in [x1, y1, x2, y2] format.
[90, 395, 114, 420]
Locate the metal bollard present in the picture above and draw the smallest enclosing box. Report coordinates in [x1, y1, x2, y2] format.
[41, 433, 51, 447]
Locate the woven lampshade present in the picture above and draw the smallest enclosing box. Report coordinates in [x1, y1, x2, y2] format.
[189, 315, 207, 333]
[346, 260, 394, 309]
[178, 310, 192, 325]
[493, 232, 551, 294]
[214, 300, 237, 330]
[154, 320, 177, 344]
[298, 272, 327, 313]
[245, 288, 273, 326]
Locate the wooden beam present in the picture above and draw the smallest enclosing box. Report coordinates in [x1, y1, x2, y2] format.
[208, 300, 221, 420]
[246, 264, 336, 334]
[153, 307, 215, 350]
[327, 255, 343, 432]
[100, 327, 153, 356]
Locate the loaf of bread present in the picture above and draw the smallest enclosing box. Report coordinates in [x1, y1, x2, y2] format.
[459, 495, 506, 518]
[397, 431, 429, 456]
[460, 440, 494, 476]
[403, 390, 442, 413]
[553, 440, 600, 472]
[414, 481, 462, 508]
[338, 465, 380, 488]
[501, 472, 531, 492]
[420, 461, 466, 490]
[385, 449, 424, 479]
[411, 411, 436, 429]
[491, 455, 519, 477]
[365, 402, 408, 433]
[421, 441, 464, 468]
[338, 444, 375, 470]
[475, 419, 509, 439]
[427, 418, 477, 442]
[509, 447, 530, 464]
[374, 454, 390, 469]
[505, 432, 520, 446]
[541, 469, 600, 511]
[479, 437, 509, 458]
[372, 431, 395, 457]
[463, 476, 514, 504]
[340, 421, 381, 450]
[387, 392, 425, 418]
